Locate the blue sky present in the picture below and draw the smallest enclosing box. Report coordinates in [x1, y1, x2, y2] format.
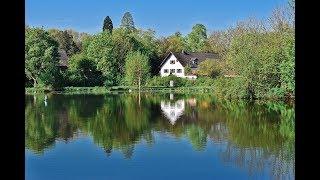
[26, 0, 288, 37]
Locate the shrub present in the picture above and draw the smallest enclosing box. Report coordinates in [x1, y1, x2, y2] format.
[212, 77, 248, 99]
[197, 59, 222, 78]
[146, 75, 189, 87]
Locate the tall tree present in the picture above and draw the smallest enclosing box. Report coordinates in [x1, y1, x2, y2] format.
[186, 24, 210, 52]
[124, 51, 150, 86]
[158, 32, 187, 56]
[120, 12, 135, 30]
[25, 27, 61, 87]
[48, 29, 80, 57]
[103, 16, 113, 33]
[84, 32, 118, 86]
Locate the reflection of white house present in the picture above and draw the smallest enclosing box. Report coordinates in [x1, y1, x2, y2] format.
[160, 99, 185, 125]
[159, 51, 219, 79]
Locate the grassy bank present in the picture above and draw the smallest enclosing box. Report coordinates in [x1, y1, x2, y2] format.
[25, 86, 215, 95]
[26, 87, 110, 94]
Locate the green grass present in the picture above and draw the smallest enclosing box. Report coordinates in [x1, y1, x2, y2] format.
[25, 86, 215, 94]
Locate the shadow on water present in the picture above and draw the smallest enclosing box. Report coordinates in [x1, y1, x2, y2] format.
[25, 93, 294, 179]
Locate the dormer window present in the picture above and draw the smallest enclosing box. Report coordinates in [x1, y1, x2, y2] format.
[190, 58, 198, 68]
[170, 60, 175, 64]
[191, 58, 198, 64]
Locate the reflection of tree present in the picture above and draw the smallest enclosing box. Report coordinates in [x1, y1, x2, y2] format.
[81, 94, 154, 159]
[186, 125, 207, 151]
[26, 93, 294, 179]
[216, 101, 295, 179]
[25, 95, 58, 154]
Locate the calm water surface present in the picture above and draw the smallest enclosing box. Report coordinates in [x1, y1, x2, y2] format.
[25, 93, 295, 180]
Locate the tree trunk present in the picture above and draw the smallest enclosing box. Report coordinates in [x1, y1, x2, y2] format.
[138, 75, 141, 106]
[33, 78, 37, 87]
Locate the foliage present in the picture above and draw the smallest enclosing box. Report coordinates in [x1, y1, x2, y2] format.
[186, 24, 211, 52]
[227, 30, 294, 99]
[25, 27, 63, 88]
[158, 32, 187, 56]
[25, 4, 294, 100]
[184, 65, 192, 75]
[65, 30, 90, 51]
[197, 59, 222, 78]
[68, 53, 103, 86]
[48, 29, 80, 57]
[83, 31, 119, 86]
[120, 12, 135, 30]
[124, 51, 151, 86]
[103, 16, 113, 33]
[212, 77, 248, 99]
[146, 75, 190, 87]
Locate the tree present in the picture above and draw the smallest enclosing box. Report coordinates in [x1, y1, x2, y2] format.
[66, 29, 90, 51]
[120, 12, 135, 30]
[48, 29, 80, 57]
[124, 51, 150, 86]
[131, 29, 159, 75]
[68, 54, 103, 86]
[83, 31, 119, 86]
[111, 28, 139, 77]
[186, 24, 211, 52]
[158, 32, 187, 56]
[25, 27, 62, 88]
[102, 16, 113, 33]
[197, 59, 222, 78]
[227, 30, 294, 99]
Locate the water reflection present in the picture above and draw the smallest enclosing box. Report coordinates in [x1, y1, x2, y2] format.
[25, 93, 295, 179]
[160, 99, 185, 125]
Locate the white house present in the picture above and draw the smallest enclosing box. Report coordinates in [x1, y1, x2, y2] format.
[159, 51, 219, 79]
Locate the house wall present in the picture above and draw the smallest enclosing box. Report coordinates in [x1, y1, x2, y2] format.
[160, 54, 185, 77]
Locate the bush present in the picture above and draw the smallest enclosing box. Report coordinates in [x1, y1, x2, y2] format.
[146, 75, 189, 87]
[197, 59, 222, 78]
[212, 77, 248, 99]
[146, 76, 216, 88]
[67, 54, 104, 87]
[124, 51, 150, 86]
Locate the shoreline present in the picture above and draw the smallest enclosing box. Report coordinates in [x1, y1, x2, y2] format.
[25, 86, 295, 103]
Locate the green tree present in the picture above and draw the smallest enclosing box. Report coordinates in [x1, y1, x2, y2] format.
[131, 29, 159, 75]
[227, 30, 294, 99]
[25, 27, 62, 88]
[197, 59, 222, 78]
[186, 24, 210, 52]
[68, 54, 103, 86]
[124, 51, 150, 86]
[84, 31, 119, 86]
[103, 16, 113, 33]
[120, 12, 135, 30]
[111, 28, 140, 78]
[48, 29, 80, 57]
[66, 29, 90, 51]
[158, 32, 187, 56]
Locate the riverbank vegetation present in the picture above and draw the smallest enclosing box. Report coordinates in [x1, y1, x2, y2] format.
[25, 1, 294, 100]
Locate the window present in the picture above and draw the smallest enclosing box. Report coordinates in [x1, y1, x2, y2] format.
[177, 69, 182, 73]
[164, 69, 168, 73]
[170, 60, 175, 64]
[170, 69, 175, 73]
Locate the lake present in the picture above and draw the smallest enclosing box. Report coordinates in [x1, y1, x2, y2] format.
[25, 93, 295, 180]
